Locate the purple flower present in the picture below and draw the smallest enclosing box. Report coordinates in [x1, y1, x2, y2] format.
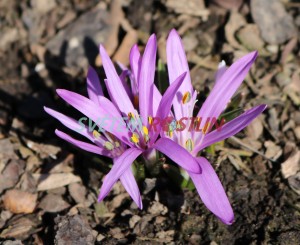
[44, 34, 201, 209]
[153, 29, 267, 224]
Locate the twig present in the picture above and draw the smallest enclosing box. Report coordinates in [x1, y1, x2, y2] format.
[229, 136, 276, 162]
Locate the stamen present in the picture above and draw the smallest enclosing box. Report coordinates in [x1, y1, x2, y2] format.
[182, 91, 191, 104]
[148, 116, 153, 125]
[128, 112, 135, 119]
[114, 141, 120, 148]
[93, 130, 101, 139]
[130, 132, 139, 144]
[142, 126, 149, 135]
[202, 121, 211, 134]
[104, 141, 114, 150]
[176, 120, 183, 130]
[185, 138, 194, 152]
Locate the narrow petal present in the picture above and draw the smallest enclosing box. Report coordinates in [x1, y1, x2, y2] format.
[194, 104, 267, 153]
[139, 34, 157, 125]
[197, 51, 258, 129]
[129, 44, 141, 86]
[121, 72, 132, 98]
[98, 148, 143, 202]
[99, 45, 135, 115]
[87, 66, 103, 105]
[153, 85, 162, 116]
[55, 129, 111, 157]
[153, 138, 201, 174]
[188, 157, 234, 225]
[120, 167, 143, 209]
[150, 72, 186, 144]
[56, 89, 131, 146]
[117, 64, 133, 99]
[166, 29, 193, 119]
[214, 60, 227, 83]
[44, 107, 94, 142]
[156, 72, 187, 119]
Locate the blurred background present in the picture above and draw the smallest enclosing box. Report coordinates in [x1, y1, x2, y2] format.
[0, 0, 300, 244]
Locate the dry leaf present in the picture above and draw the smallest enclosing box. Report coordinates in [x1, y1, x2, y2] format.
[280, 37, 298, 64]
[0, 160, 25, 194]
[264, 141, 282, 160]
[228, 154, 252, 176]
[26, 140, 60, 159]
[69, 183, 88, 204]
[109, 193, 128, 211]
[39, 194, 70, 212]
[288, 173, 300, 195]
[164, 0, 209, 19]
[284, 70, 300, 106]
[211, 0, 244, 10]
[246, 116, 263, 140]
[236, 24, 265, 52]
[103, 0, 123, 56]
[225, 11, 246, 50]
[3, 189, 37, 214]
[34, 173, 81, 191]
[113, 30, 138, 65]
[281, 151, 300, 179]
[0, 217, 35, 239]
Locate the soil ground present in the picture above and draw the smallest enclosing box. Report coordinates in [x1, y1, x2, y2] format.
[0, 0, 300, 244]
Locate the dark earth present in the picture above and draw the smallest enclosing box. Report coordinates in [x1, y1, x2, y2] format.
[0, 0, 300, 244]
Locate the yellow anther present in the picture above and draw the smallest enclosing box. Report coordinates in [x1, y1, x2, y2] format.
[114, 141, 120, 148]
[128, 112, 135, 119]
[130, 132, 139, 144]
[93, 130, 101, 139]
[104, 141, 114, 150]
[202, 122, 211, 134]
[148, 116, 153, 125]
[142, 126, 149, 135]
[185, 138, 194, 152]
[167, 130, 173, 138]
[182, 91, 191, 104]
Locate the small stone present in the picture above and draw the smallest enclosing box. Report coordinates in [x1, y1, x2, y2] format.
[155, 216, 166, 225]
[110, 227, 125, 239]
[31, 0, 56, 14]
[148, 201, 168, 215]
[182, 34, 198, 52]
[129, 215, 141, 229]
[97, 234, 105, 242]
[143, 178, 156, 194]
[251, 0, 297, 44]
[3, 189, 37, 214]
[54, 215, 95, 245]
[46, 6, 111, 70]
